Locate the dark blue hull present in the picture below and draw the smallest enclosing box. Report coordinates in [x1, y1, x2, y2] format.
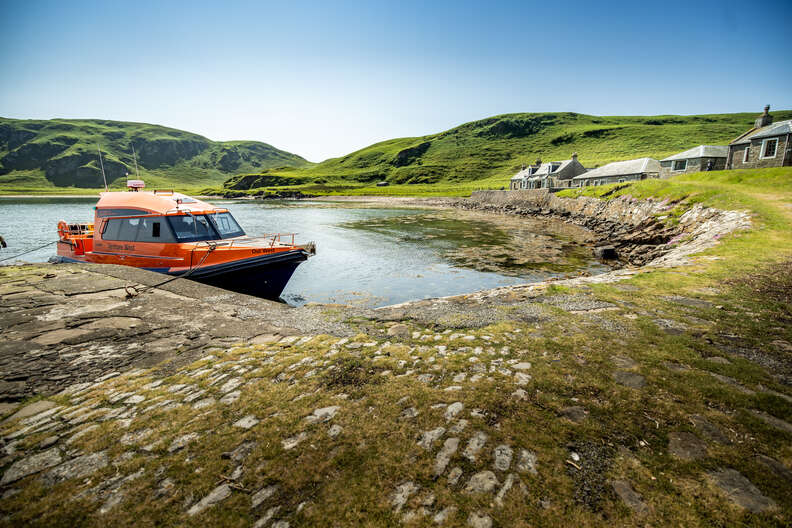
[168, 249, 309, 300]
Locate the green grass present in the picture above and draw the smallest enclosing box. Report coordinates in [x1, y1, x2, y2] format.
[219, 110, 792, 196]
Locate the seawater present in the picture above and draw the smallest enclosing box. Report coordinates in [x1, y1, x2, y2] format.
[0, 197, 609, 308]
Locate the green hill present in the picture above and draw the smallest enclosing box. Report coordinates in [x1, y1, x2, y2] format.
[0, 118, 310, 192]
[224, 110, 792, 196]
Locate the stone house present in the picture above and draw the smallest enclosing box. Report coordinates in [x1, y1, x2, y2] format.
[509, 153, 587, 191]
[726, 106, 792, 169]
[659, 145, 728, 178]
[572, 157, 660, 187]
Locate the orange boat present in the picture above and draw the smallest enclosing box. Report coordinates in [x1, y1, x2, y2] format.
[56, 180, 315, 299]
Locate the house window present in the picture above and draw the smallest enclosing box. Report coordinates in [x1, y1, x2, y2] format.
[761, 138, 778, 159]
[672, 160, 687, 171]
[743, 147, 750, 163]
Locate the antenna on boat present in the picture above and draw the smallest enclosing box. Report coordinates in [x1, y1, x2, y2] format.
[131, 144, 141, 179]
[97, 147, 108, 192]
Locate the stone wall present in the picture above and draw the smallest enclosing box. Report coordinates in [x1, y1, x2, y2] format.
[728, 134, 791, 169]
[659, 157, 727, 178]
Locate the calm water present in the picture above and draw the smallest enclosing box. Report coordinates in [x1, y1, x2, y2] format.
[0, 197, 608, 307]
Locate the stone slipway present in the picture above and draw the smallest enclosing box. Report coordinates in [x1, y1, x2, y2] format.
[0, 263, 355, 402]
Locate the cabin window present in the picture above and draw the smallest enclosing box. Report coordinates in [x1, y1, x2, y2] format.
[136, 217, 177, 243]
[96, 208, 150, 218]
[743, 147, 750, 162]
[761, 138, 778, 158]
[208, 212, 245, 239]
[672, 160, 687, 171]
[102, 218, 139, 241]
[167, 215, 217, 242]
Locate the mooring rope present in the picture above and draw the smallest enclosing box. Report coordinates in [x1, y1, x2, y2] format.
[123, 242, 217, 298]
[0, 240, 59, 263]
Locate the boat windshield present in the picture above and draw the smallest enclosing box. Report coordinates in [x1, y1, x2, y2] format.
[208, 211, 245, 239]
[167, 212, 245, 242]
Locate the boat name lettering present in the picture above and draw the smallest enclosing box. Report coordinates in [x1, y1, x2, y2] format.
[251, 248, 275, 255]
[107, 243, 136, 251]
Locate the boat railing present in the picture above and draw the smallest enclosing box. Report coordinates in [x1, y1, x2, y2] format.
[59, 222, 94, 237]
[212, 233, 298, 249]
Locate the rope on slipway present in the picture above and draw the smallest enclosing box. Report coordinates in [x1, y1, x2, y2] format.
[0, 240, 58, 263]
[123, 242, 217, 298]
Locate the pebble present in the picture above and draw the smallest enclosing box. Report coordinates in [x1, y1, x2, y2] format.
[464, 470, 499, 494]
[444, 402, 464, 421]
[463, 431, 487, 461]
[516, 449, 537, 474]
[219, 377, 243, 394]
[467, 512, 492, 528]
[417, 427, 445, 450]
[168, 432, 199, 453]
[493, 444, 513, 471]
[448, 467, 463, 485]
[251, 484, 279, 509]
[400, 407, 419, 419]
[513, 362, 531, 370]
[433, 506, 457, 524]
[282, 432, 308, 450]
[390, 481, 419, 513]
[233, 415, 260, 429]
[494, 473, 516, 506]
[305, 406, 340, 425]
[449, 419, 468, 434]
[253, 506, 281, 528]
[192, 398, 216, 410]
[514, 372, 532, 385]
[187, 484, 232, 516]
[433, 437, 460, 476]
[219, 391, 241, 405]
[328, 424, 343, 438]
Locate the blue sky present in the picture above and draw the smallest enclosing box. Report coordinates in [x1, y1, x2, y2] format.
[1, 0, 790, 162]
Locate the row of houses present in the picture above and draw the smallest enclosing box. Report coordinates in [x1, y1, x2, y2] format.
[510, 106, 792, 191]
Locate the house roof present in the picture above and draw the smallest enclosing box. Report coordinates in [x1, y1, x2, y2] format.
[730, 119, 792, 145]
[661, 145, 728, 161]
[572, 158, 660, 180]
[511, 159, 574, 180]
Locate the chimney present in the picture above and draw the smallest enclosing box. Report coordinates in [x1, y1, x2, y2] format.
[535, 158, 542, 166]
[755, 105, 773, 128]
[571, 152, 578, 161]
[521, 163, 526, 170]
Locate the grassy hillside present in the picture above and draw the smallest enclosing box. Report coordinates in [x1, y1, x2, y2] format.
[223, 110, 792, 196]
[0, 118, 310, 193]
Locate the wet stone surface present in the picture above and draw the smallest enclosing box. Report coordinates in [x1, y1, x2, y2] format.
[0, 264, 354, 402]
